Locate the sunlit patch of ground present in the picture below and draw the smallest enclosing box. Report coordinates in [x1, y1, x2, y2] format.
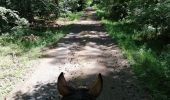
[6, 9, 150, 100]
[0, 45, 39, 99]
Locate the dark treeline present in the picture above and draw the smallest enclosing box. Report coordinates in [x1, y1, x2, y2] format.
[0, 0, 87, 32]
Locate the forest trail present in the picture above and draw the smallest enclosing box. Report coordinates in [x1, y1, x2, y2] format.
[6, 8, 150, 100]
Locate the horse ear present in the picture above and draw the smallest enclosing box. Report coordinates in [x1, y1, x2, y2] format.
[57, 72, 70, 96]
[88, 73, 103, 97]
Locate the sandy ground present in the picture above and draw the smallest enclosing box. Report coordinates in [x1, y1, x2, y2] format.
[6, 9, 150, 100]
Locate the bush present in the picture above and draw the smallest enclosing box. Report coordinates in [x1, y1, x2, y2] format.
[130, 0, 170, 39]
[59, 0, 87, 13]
[98, 0, 170, 39]
[0, 7, 28, 33]
[102, 19, 170, 100]
[134, 45, 170, 99]
[98, 0, 129, 20]
[0, 0, 59, 22]
[110, 3, 128, 20]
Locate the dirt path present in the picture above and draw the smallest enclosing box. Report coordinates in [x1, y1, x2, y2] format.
[6, 9, 150, 100]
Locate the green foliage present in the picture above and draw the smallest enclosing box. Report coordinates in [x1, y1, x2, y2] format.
[0, 0, 59, 21]
[59, 0, 87, 13]
[0, 0, 89, 23]
[0, 26, 69, 97]
[98, 0, 129, 20]
[0, 7, 28, 33]
[98, 0, 170, 97]
[130, 0, 170, 38]
[1, 26, 69, 50]
[96, 9, 109, 20]
[102, 19, 170, 100]
[61, 12, 84, 21]
[98, 0, 170, 38]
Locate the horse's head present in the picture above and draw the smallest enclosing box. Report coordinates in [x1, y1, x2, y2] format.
[57, 72, 103, 100]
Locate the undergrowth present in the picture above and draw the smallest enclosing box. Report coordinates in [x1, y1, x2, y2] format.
[60, 12, 84, 21]
[0, 26, 70, 98]
[102, 19, 170, 100]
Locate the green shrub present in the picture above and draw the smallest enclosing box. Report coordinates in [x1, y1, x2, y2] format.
[102, 20, 170, 99]
[130, 0, 170, 39]
[0, 7, 28, 33]
[0, 0, 59, 22]
[98, 0, 170, 39]
[59, 0, 87, 13]
[98, 0, 129, 20]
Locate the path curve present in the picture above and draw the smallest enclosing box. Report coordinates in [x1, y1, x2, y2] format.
[6, 9, 150, 100]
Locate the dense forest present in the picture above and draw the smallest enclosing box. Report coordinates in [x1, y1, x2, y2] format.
[0, 0, 170, 100]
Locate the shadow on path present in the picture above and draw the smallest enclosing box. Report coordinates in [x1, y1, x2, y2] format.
[6, 8, 150, 100]
[11, 68, 149, 100]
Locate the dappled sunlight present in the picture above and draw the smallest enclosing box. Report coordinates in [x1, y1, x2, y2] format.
[6, 9, 149, 100]
[7, 24, 147, 100]
[8, 66, 148, 100]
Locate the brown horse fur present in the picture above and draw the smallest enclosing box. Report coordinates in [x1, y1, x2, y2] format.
[57, 72, 103, 100]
